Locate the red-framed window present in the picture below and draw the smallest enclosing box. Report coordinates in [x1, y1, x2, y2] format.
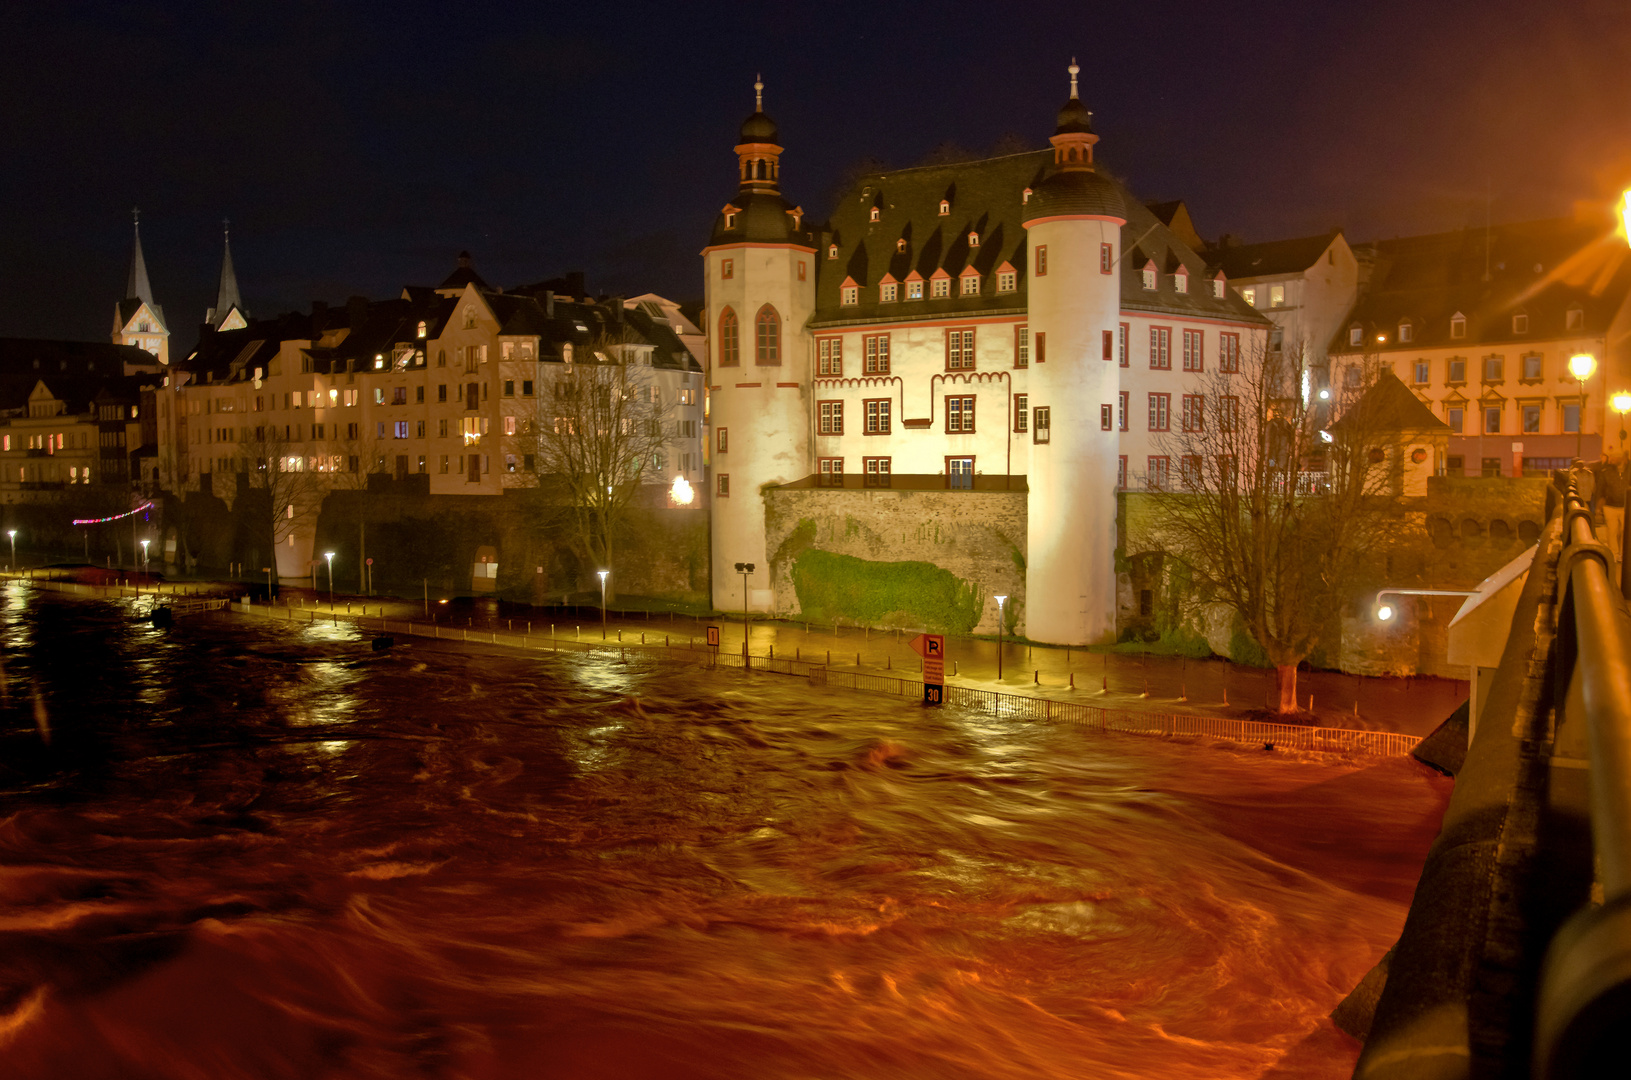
[817, 337, 843, 377]
[1102, 330, 1114, 361]
[946, 328, 976, 370]
[1119, 390, 1128, 431]
[1119, 322, 1129, 367]
[1014, 393, 1029, 433]
[1100, 242, 1113, 273]
[817, 456, 843, 484]
[1220, 332, 1241, 373]
[798, 261, 807, 281]
[946, 395, 976, 433]
[1146, 456, 1169, 491]
[864, 398, 891, 434]
[755, 305, 781, 365]
[718, 307, 739, 367]
[717, 474, 730, 496]
[1218, 455, 1238, 488]
[946, 456, 975, 489]
[1180, 454, 1203, 489]
[863, 456, 891, 486]
[1181, 394, 1204, 432]
[1148, 392, 1171, 431]
[1150, 326, 1172, 370]
[1033, 407, 1050, 443]
[721, 258, 734, 280]
[1035, 245, 1048, 276]
[1036, 331, 1047, 363]
[1100, 404, 1113, 430]
[1117, 455, 1127, 490]
[1182, 329, 1204, 372]
[716, 427, 728, 453]
[864, 334, 891, 374]
[1221, 395, 1239, 432]
[818, 400, 844, 435]
[1014, 325, 1029, 367]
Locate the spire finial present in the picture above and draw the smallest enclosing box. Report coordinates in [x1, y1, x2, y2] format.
[754, 74, 763, 112]
[223, 217, 230, 242]
[1068, 58, 1080, 99]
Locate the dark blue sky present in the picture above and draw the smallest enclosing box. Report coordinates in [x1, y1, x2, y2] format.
[3, 0, 1629, 346]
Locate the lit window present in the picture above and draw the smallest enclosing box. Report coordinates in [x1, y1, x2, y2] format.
[1270, 284, 1285, 307]
[416, 321, 427, 339]
[1245, 288, 1258, 307]
[1349, 325, 1362, 345]
[906, 279, 924, 300]
[504, 415, 517, 435]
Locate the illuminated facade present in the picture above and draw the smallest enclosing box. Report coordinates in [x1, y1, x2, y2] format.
[704, 68, 1270, 643]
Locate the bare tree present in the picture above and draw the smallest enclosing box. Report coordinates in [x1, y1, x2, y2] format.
[236, 423, 322, 587]
[531, 331, 672, 599]
[320, 422, 390, 592]
[1140, 341, 1397, 714]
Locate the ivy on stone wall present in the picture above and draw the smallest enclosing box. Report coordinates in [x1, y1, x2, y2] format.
[790, 549, 984, 633]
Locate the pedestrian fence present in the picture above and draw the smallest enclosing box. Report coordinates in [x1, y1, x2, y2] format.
[14, 577, 1422, 759]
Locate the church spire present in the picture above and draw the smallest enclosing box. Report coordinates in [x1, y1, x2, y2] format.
[209, 218, 245, 328]
[126, 208, 153, 304]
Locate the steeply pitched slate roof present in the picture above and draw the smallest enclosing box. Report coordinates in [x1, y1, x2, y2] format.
[1332, 370, 1450, 433]
[813, 150, 1049, 323]
[1330, 217, 1631, 355]
[0, 338, 161, 413]
[1206, 231, 1341, 281]
[812, 149, 1266, 328]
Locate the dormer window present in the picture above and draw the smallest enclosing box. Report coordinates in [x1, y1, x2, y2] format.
[416, 320, 427, 339]
[968, 231, 979, 248]
[1349, 325, 1363, 346]
[1174, 269, 1188, 294]
[931, 273, 951, 299]
[869, 207, 880, 222]
[896, 238, 907, 253]
[1141, 261, 1157, 291]
[1513, 313, 1529, 334]
[841, 285, 858, 306]
[788, 207, 803, 230]
[939, 199, 950, 216]
[880, 280, 898, 303]
[1211, 275, 1225, 299]
[1022, 187, 1032, 204]
[827, 244, 838, 259]
[1399, 322, 1414, 344]
[1451, 312, 1467, 339]
[906, 276, 924, 300]
[723, 211, 737, 229]
[960, 270, 980, 296]
[1567, 306, 1584, 331]
[996, 264, 1017, 293]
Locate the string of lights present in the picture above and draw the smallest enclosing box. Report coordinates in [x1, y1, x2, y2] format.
[72, 502, 154, 526]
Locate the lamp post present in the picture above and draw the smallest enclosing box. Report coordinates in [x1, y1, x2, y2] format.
[1612, 393, 1631, 460]
[1570, 353, 1597, 462]
[7, 530, 14, 572]
[324, 551, 335, 604]
[994, 594, 1007, 681]
[597, 569, 609, 640]
[734, 562, 755, 661]
[140, 538, 149, 575]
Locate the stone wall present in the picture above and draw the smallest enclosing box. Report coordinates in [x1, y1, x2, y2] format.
[763, 487, 1028, 635]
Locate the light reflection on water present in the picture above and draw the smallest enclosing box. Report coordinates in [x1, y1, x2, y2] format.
[0, 589, 1451, 1079]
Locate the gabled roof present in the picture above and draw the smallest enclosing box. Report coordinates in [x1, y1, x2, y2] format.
[1206, 231, 1342, 281]
[437, 252, 492, 293]
[1332, 370, 1451, 434]
[0, 338, 162, 414]
[1145, 200, 1204, 250]
[1331, 217, 1631, 355]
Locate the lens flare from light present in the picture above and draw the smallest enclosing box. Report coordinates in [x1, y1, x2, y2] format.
[1570, 353, 1596, 381]
[1377, 604, 1395, 622]
[670, 476, 694, 505]
[1613, 392, 1631, 415]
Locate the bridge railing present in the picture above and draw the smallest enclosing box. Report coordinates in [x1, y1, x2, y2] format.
[1535, 469, 1631, 1077]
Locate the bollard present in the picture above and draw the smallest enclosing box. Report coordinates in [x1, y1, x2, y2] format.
[954, 660, 958, 676]
[827, 650, 831, 665]
[1180, 682, 1187, 702]
[796, 647, 800, 661]
[1034, 669, 1039, 684]
[887, 656, 891, 669]
[618, 630, 622, 642]
[641, 633, 645, 644]
[1070, 673, 1075, 689]
[769, 645, 774, 660]
[1142, 676, 1149, 698]
[857, 652, 861, 667]
[666, 635, 670, 647]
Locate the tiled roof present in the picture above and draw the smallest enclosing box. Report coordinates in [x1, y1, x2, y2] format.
[1332, 370, 1450, 434]
[1330, 217, 1631, 355]
[1206, 231, 1341, 281]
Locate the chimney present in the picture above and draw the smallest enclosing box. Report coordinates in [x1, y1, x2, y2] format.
[346, 296, 368, 329]
[544, 290, 555, 319]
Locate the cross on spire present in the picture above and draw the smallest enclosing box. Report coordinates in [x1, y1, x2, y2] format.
[754, 74, 763, 112]
[1068, 58, 1080, 99]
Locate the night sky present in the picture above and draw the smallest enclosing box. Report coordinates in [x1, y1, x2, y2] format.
[3, 0, 1628, 347]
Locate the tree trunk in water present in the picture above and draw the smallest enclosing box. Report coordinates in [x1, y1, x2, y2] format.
[1275, 665, 1299, 714]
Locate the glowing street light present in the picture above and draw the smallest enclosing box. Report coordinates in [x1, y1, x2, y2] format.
[994, 594, 1008, 681]
[1377, 603, 1395, 622]
[597, 569, 609, 640]
[1612, 393, 1631, 458]
[1374, 588, 1478, 623]
[324, 551, 335, 603]
[1570, 353, 1597, 462]
[6, 529, 14, 571]
[140, 538, 150, 573]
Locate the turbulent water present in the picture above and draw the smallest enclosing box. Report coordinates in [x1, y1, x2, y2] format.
[0, 584, 1450, 1079]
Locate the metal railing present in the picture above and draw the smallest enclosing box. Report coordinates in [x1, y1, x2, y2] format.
[1535, 470, 1631, 1078]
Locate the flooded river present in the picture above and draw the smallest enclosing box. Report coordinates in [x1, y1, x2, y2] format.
[0, 585, 1450, 1079]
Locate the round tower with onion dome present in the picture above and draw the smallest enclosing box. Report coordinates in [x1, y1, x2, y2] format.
[1021, 61, 1127, 644]
[703, 79, 818, 614]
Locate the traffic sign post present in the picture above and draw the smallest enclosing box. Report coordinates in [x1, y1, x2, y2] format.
[706, 625, 720, 647]
[909, 632, 946, 704]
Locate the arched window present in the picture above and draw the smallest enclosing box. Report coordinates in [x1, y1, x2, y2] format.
[718, 307, 740, 367]
[755, 305, 781, 365]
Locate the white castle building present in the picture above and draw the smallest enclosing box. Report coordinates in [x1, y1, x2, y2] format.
[704, 68, 1270, 645]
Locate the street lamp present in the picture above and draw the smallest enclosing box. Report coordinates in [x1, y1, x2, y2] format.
[6, 530, 14, 572]
[597, 569, 609, 640]
[1612, 393, 1631, 460]
[734, 562, 755, 660]
[1570, 353, 1597, 462]
[324, 551, 335, 603]
[140, 538, 149, 574]
[1375, 587, 1478, 622]
[994, 594, 1007, 681]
